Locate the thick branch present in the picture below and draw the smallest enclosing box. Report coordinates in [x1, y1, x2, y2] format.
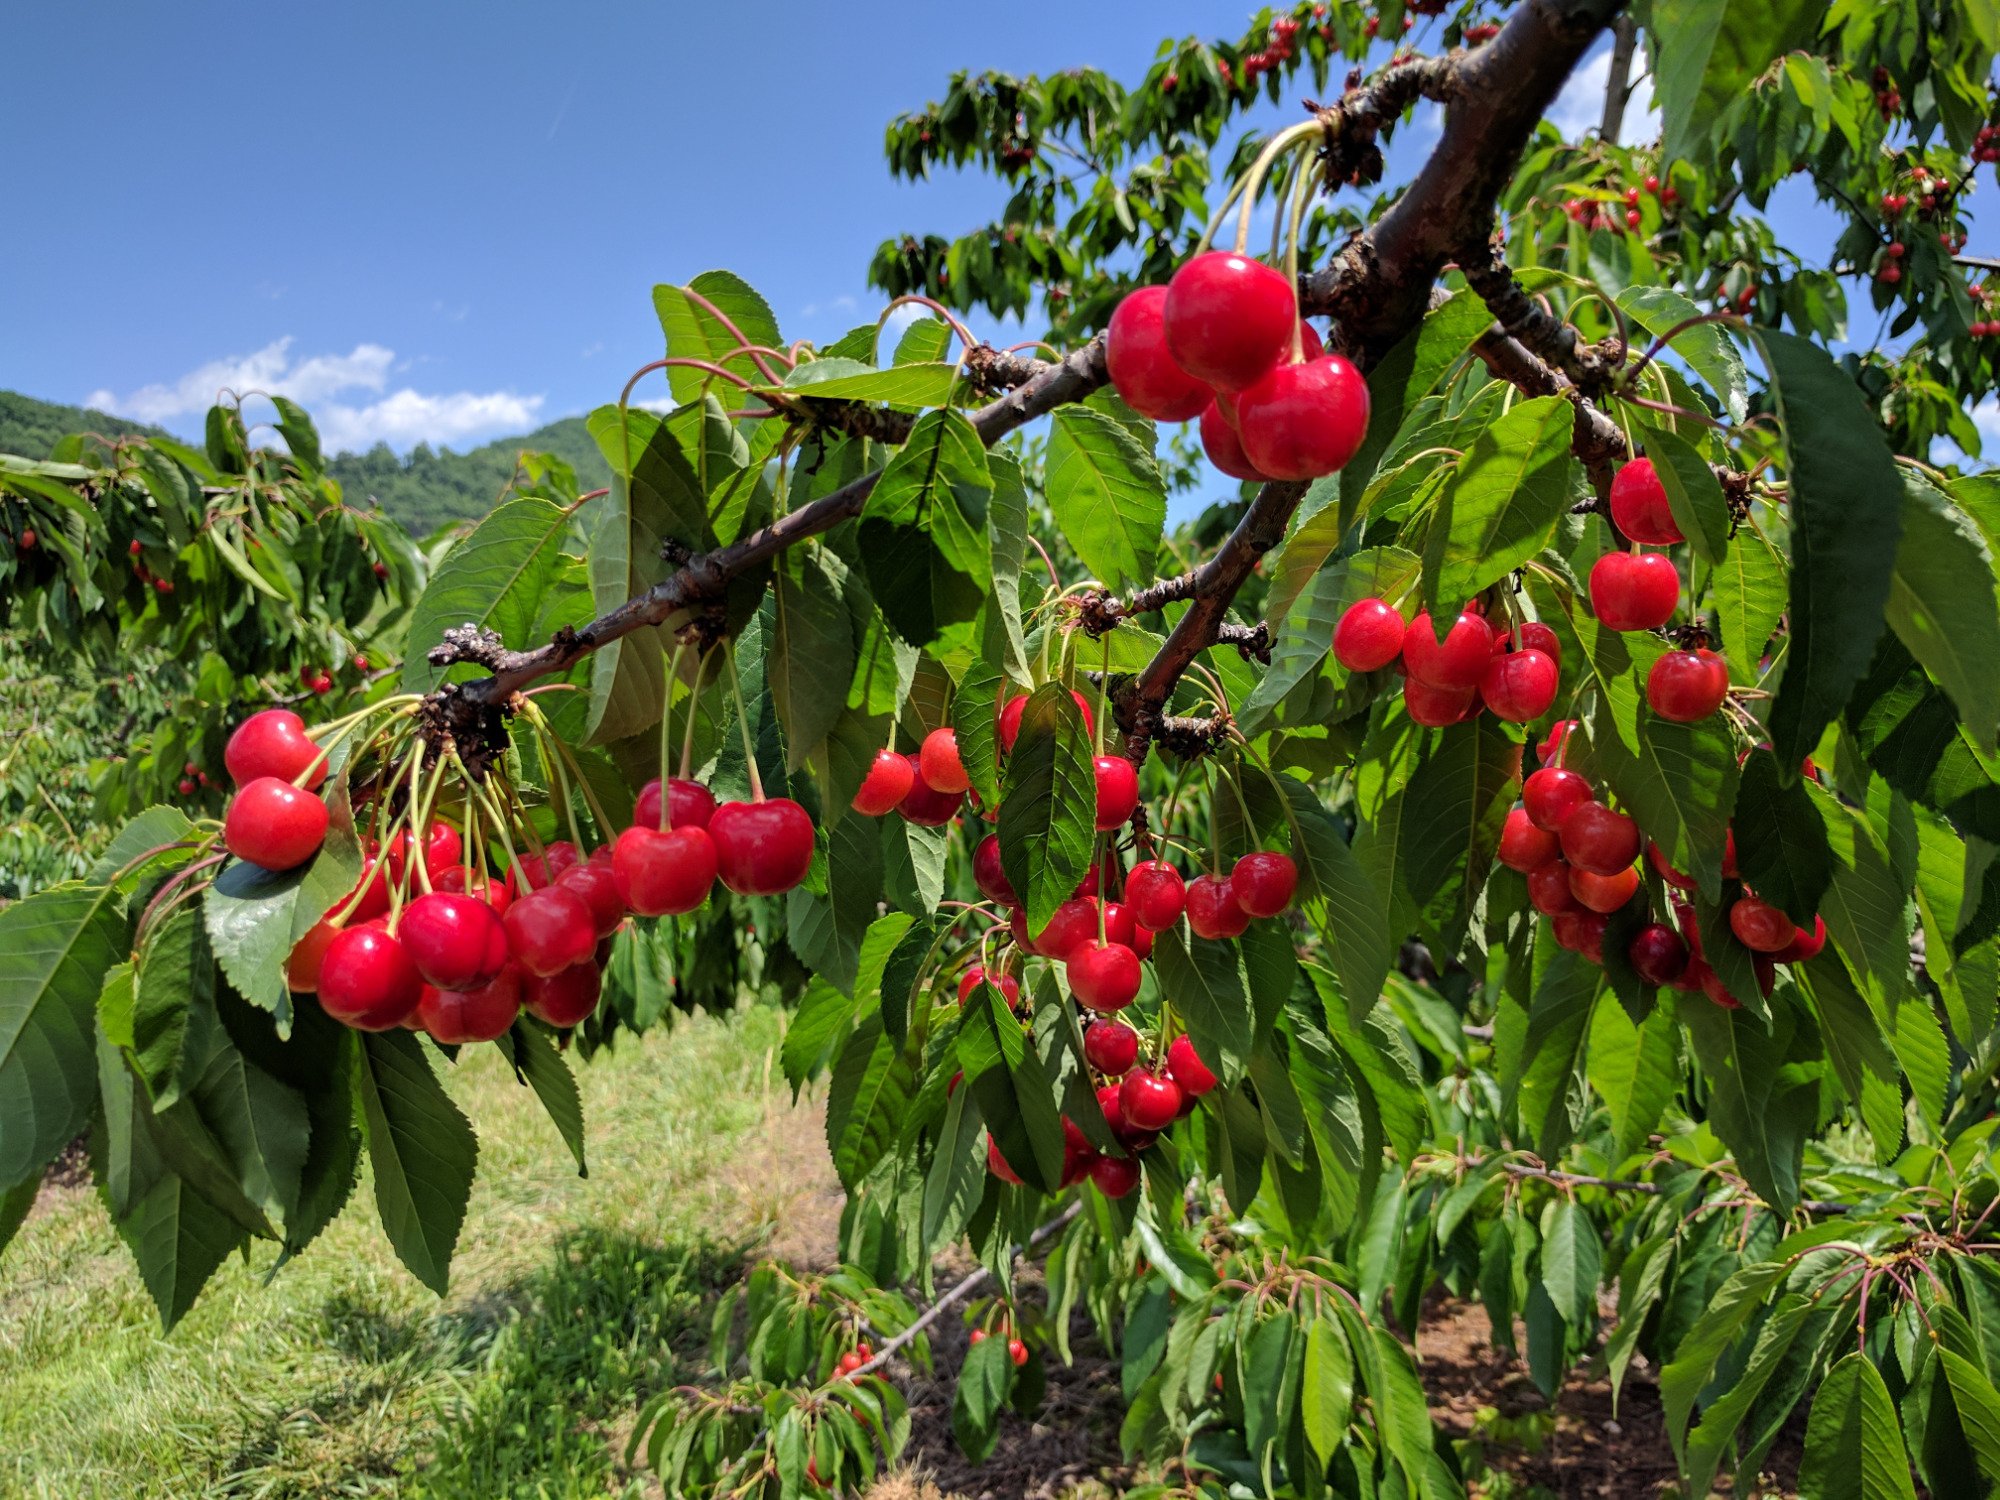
[1458, 241, 1624, 393]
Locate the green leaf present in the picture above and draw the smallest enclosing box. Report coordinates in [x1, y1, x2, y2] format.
[1279, 781, 1391, 1020]
[0, 1174, 37, 1262]
[1587, 997, 1680, 1160]
[404, 496, 573, 692]
[921, 1081, 986, 1257]
[1151, 929, 1253, 1087]
[1797, 1353, 1918, 1500]
[1761, 330, 1907, 768]
[495, 1019, 586, 1176]
[771, 546, 857, 769]
[951, 1328, 1015, 1463]
[996, 684, 1096, 933]
[1683, 1292, 1818, 1495]
[956, 981, 1064, 1193]
[859, 410, 991, 645]
[1512, 941, 1597, 1160]
[1339, 287, 1494, 519]
[1539, 1197, 1602, 1329]
[1659, 1256, 1792, 1455]
[1733, 749, 1834, 926]
[1797, 960, 1903, 1160]
[354, 1030, 478, 1295]
[652, 270, 782, 406]
[1652, 0, 1819, 165]
[1640, 421, 1731, 565]
[0, 882, 127, 1185]
[1616, 285, 1750, 421]
[205, 819, 360, 1021]
[1939, 1348, 2000, 1485]
[1241, 545, 1421, 735]
[1714, 524, 1788, 684]
[1680, 994, 1815, 1211]
[1302, 1313, 1354, 1467]
[781, 358, 961, 406]
[1045, 406, 1164, 590]
[130, 908, 220, 1111]
[1422, 395, 1575, 614]
[824, 1011, 913, 1191]
[1398, 718, 1517, 953]
[1814, 786, 1914, 1015]
[1887, 475, 2000, 752]
[789, 807, 883, 993]
[1844, 636, 2000, 843]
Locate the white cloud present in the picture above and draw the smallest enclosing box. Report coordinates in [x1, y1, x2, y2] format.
[87, 336, 542, 455]
[1547, 44, 1659, 145]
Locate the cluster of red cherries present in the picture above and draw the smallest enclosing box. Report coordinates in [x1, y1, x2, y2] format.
[1332, 594, 1562, 728]
[1106, 252, 1371, 485]
[1499, 721, 1825, 1006]
[1560, 173, 1677, 235]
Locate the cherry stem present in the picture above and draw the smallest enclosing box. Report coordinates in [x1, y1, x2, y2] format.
[873, 295, 978, 362]
[618, 357, 761, 413]
[673, 288, 788, 385]
[660, 640, 688, 830]
[679, 644, 708, 782]
[527, 700, 617, 842]
[722, 642, 765, 802]
[469, 771, 532, 890]
[1231, 121, 1321, 258]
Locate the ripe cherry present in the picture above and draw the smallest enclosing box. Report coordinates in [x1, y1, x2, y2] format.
[1230, 852, 1297, 918]
[897, 754, 962, 825]
[1106, 285, 1212, 421]
[1200, 399, 1270, 481]
[1093, 755, 1141, 831]
[399, 891, 510, 990]
[1523, 767, 1593, 831]
[709, 798, 816, 895]
[224, 778, 329, 870]
[1497, 807, 1560, 873]
[1008, 1338, 1030, 1366]
[1024, 896, 1099, 960]
[1098, 901, 1147, 955]
[919, 727, 970, 795]
[1404, 675, 1476, 727]
[1728, 895, 1795, 953]
[1648, 649, 1729, 722]
[1212, 322, 1323, 428]
[1084, 1019, 1141, 1074]
[1589, 551, 1680, 631]
[1124, 860, 1186, 930]
[557, 860, 627, 938]
[1773, 913, 1826, 963]
[987, 1136, 1024, 1185]
[1236, 354, 1372, 480]
[1090, 1154, 1141, 1198]
[524, 961, 603, 1027]
[1538, 718, 1578, 765]
[318, 924, 424, 1030]
[612, 825, 717, 915]
[1059, 1117, 1097, 1186]
[1609, 458, 1683, 544]
[1185, 874, 1250, 939]
[519, 840, 581, 890]
[1070, 941, 1143, 1012]
[973, 834, 1019, 906]
[224, 708, 326, 790]
[1527, 860, 1583, 916]
[958, 966, 1022, 1008]
[1479, 648, 1558, 722]
[1403, 610, 1495, 691]
[1569, 863, 1639, 914]
[1553, 909, 1608, 963]
[1506, 620, 1562, 665]
[286, 918, 342, 993]
[1166, 1034, 1218, 1097]
[419, 964, 523, 1044]
[1120, 1069, 1184, 1132]
[1162, 251, 1296, 391]
[1333, 597, 1406, 672]
[1560, 802, 1641, 875]
[1628, 924, 1689, 987]
[387, 821, 462, 885]
[503, 885, 598, 977]
[852, 748, 916, 815]
[998, 691, 1093, 753]
[634, 776, 716, 830]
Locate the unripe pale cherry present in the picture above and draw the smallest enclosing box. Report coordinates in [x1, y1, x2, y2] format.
[1523, 767, 1593, 832]
[709, 798, 816, 895]
[1162, 251, 1296, 391]
[1230, 852, 1297, 918]
[1496, 807, 1560, 873]
[1083, 1019, 1141, 1074]
[1609, 458, 1684, 544]
[1106, 285, 1212, 421]
[1124, 860, 1186, 930]
[1403, 675, 1475, 727]
[611, 825, 717, 916]
[1648, 649, 1729, 722]
[224, 777, 329, 871]
[1200, 399, 1270, 481]
[224, 708, 326, 790]
[1560, 802, 1642, 875]
[1589, 550, 1680, 631]
[1333, 597, 1406, 673]
[919, 727, 970, 795]
[851, 749, 915, 815]
[1235, 354, 1371, 480]
[399, 891, 511, 990]
[1729, 895, 1796, 953]
[1069, 940, 1143, 1012]
[318, 923, 424, 1030]
[972, 834, 1019, 906]
[1093, 754, 1140, 831]
[1479, 648, 1558, 722]
[1166, 1034, 1218, 1096]
[1402, 610, 1494, 691]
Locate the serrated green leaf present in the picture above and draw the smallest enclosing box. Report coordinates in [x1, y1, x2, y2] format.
[653, 270, 782, 406]
[997, 685, 1095, 933]
[1587, 996, 1679, 1159]
[781, 359, 961, 406]
[405, 496, 573, 691]
[1045, 406, 1164, 590]
[1640, 421, 1731, 564]
[1797, 1353, 1918, 1500]
[1680, 994, 1814, 1211]
[354, 1030, 477, 1295]
[1539, 1197, 1601, 1329]
[1423, 395, 1574, 613]
[495, 1018, 586, 1176]
[1734, 749, 1834, 926]
[824, 1011, 913, 1191]
[1887, 474, 2000, 752]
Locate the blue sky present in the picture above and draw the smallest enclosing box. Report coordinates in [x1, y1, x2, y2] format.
[6, 1, 1960, 466]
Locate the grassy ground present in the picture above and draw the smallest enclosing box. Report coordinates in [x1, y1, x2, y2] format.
[0, 1002, 797, 1500]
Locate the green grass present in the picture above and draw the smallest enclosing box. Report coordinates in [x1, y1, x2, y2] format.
[0, 1003, 793, 1499]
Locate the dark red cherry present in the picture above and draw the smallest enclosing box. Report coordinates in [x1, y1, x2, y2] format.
[503, 885, 598, 977]
[1124, 860, 1186, 930]
[1729, 895, 1795, 953]
[1185, 874, 1250, 939]
[1552, 908, 1608, 963]
[973, 834, 1019, 906]
[1560, 802, 1642, 875]
[1609, 458, 1683, 545]
[1106, 285, 1212, 422]
[897, 754, 962, 825]
[919, 727, 970, 795]
[1497, 807, 1560, 873]
[523, 960, 602, 1027]
[1200, 399, 1271, 481]
[224, 778, 328, 871]
[1647, 649, 1729, 722]
[1588, 551, 1680, 631]
[1627, 924, 1689, 987]
[1235, 354, 1371, 480]
[1083, 1019, 1141, 1074]
[1162, 251, 1296, 391]
[611, 825, 716, 916]
[1479, 648, 1558, 722]
[1070, 941, 1142, 1012]
[399, 891, 510, 990]
[224, 709, 326, 790]
[1090, 1153, 1141, 1198]
[1119, 1068, 1184, 1132]
[1230, 852, 1296, 918]
[1523, 767, 1593, 832]
[318, 923, 424, 1031]
[1334, 597, 1406, 672]
[1403, 675, 1477, 727]
[1166, 1034, 1218, 1097]
[852, 748, 916, 815]
[1773, 913, 1826, 962]
[419, 963, 523, 1044]
[709, 799, 816, 895]
[1569, 863, 1639, 914]
[1402, 610, 1494, 691]
[1527, 860, 1583, 915]
[958, 966, 1022, 1008]
[634, 777, 716, 831]
[1093, 755, 1141, 831]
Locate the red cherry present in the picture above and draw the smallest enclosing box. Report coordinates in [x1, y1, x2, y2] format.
[1073, 862, 1105, 900]
[1497, 807, 1561, 873]
[419, 963, 523, 1044]
[1334, 597, 1406, 672]
[958, 966, 1022, 1008]
[339, 850, 393, 923]
[286, 918, 342, 993]
[224, 778, 329, 870]
[709, 799, 816, 895]
[1647, 649, 1729, 722]
[987, 1136, 1023, 1185]
[1552, 909, 1608, 963]
[1166, 1034, 1218, 1097]
[1120, 1069, 1184, 1132]
[1070, 941, 1142, 1012]
[634, 776, 717, 831]
[128, 538, 143, 556]
[1729, 895, 1795, 953]
[318, 923, 424, 1030]
[919, 727, 970, 795]
[611, 824, 716, 915]
[1404, 676, 1477, 727]
[1561, 803, 1641, 875]
[1609, 458, 1683, 544]
[1124, 860, 1186, 930]
[1402, 610, 1494, 691]
[177, 778, 197, 796]
[1773, 914, 1826, 963]
[1059, 1117, 1097, 1186]
[1093, 755, 1141, 831]
[1588, 551, 1679, 631]
[1162, 251, 1296, 391]
[1027, 896, 1099, 960]
[973, 834, 1019, 906]
[1083, 1019, 1141, 1074]
[1479, 648, 1558, 722]
[1098, 900, 1141, 951]
[524, 960, 602, 1027]
[897, 754, 962, 825]
[1527, 860, 1583, 916]
[1538, 718, 1579, 765]
[399, 892, 510, 990]
[1185, 875, 1250, 939]
[1212, 322, 1324, 429]
[1723, 828, 1738, 879]
[1644, 174, 1661, 193]
[1569, 863, 1639, 914]
[997, 691, 1093, 753]
[1236, 355, 1371, 480]
[556, 860, 627, 938]
[1200, 398, 1271, 481]
[1647, 841, 1697, 891]
[1008, 1338, 1030, 1366]
[1700, 958, 1772, 1009]
[1507, 621, 1562, 665]
[1627, 924, 1689, 986]
[1090, 1153, 1141, 1197]
[1106, 285, 1212, 421]
[1230, 852, 1297, 918]
[503, 885, 598, 977]
[387, 821, 462, 885]
[1523, 767, 1593, 831]
[852, 748, 916, 815]
[224, 708, 325, 790]
[518, 840, 581, 890]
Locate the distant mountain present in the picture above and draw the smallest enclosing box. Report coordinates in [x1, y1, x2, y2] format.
[0, 390, 611, 535]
